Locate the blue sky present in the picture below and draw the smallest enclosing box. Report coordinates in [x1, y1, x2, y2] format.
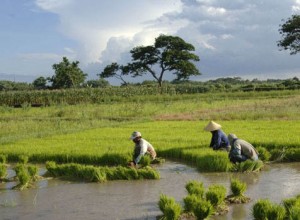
[0, 0, 300, 84]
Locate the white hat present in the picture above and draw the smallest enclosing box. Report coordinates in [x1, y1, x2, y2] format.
[130, 131, 142, 140]
[204, 121, 221, 131]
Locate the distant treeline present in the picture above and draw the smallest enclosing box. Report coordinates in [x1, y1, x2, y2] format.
[0, 77, 299, 107]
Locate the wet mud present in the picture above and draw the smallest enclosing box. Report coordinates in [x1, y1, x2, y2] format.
[1, 161, 300, 220]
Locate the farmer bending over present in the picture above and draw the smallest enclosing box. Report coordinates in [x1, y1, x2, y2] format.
[228, 134, 259, 163]
[204, 121, 230, 152]
[129, 131, 156, 166]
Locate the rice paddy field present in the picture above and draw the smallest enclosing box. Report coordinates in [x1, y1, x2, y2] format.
[1, 89, 300, 219]
[0, 89, 300, 168]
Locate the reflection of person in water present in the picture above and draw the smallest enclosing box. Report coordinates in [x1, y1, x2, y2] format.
[204, 121, 230, 152]
[129, 131, 156, 167]
[228, 134, 259, 163]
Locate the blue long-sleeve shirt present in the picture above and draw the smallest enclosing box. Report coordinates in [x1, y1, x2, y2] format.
[210, 130, 230, 151]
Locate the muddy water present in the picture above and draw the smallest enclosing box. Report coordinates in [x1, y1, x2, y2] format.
[0, 162, 299, 220]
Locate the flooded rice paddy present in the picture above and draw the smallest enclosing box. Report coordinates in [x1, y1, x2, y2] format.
[1, 161, 300, 220]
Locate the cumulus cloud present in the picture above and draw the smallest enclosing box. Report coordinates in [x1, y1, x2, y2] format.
[34, 0, 300, 82]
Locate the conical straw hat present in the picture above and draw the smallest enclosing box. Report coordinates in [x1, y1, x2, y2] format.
[204, 121, 221, 131]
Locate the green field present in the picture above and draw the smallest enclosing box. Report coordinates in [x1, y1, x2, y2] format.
[0, 89, 300, 172]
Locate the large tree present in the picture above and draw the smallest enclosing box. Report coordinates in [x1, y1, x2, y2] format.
[49, 57, 87, 89]
[100, 35, 201, 87]
[278, 14, 300, 55]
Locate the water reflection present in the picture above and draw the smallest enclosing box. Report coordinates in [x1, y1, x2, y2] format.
[0, 161, 299, 220]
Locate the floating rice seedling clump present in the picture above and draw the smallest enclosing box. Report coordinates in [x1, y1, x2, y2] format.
[226, 178, 250, 203]
[252, 199, 286, 220]
[45, 162, 160, 182]
[158, 194, 182, 220]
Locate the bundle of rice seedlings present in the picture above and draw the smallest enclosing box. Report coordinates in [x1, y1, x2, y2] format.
[27, 165, 38, 181]
[158, 194, 182, 220]
[0, 163, 7, 180]
[0, 154, 7, 164]
[13, 164, 30, 190]
[227, 178, 250, 203]
[140, 155, 151, 167]
[18, 155, 29, 164]
[256, 147, 271, 162]
[137, 166, 160, 179]
[282, 196, 300, 219]
[193, 199, 214, 220]
[184, 194, 200, 213]
[185, 180, 205, 198]
[267, 203, 286, 220]
[205, 185, 227, 207]
[252, 199, 273, 220]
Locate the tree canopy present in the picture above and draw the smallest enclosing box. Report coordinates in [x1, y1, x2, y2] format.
[100, 35, 201, 87]
[49, 57, 87, 89]
[278, 14, 300, 55]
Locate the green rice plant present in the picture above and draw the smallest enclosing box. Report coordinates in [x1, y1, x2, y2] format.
[232, 160, 264, 172]
[27, 165, 38, 181]
[267, 203, 286, 220]
[0, 154, 7, 163]
[158, 194, 181, 220]
[230, 178, 247, 197]
[193, 199, 214, 220]
[184, 194, 200, 212]
[252, 199, 273, 220]
[0, 163, 7, 179]
[185, 180, 205, 198]
[195, 152, 232, 172]
[137, 166, 160, 180]
[139, 155, 151, 167]
[283, 196, 300, 219]
[13, 164, 30, 190]
[288, 206, 300, 220]
[256, 147, 271, 162]
[18, 155, 29, 164]
[205, 185, 227, 207]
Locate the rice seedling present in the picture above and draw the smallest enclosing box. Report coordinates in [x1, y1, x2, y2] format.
[282, 196, 300, 219]
[193, 199, 214, 220]
[45, 162, 159, 182]
[267, 203, 286, 220]
[13, 164, 30, 190]
[158, 194, 182, 220]
[252, 199, 272, 220]
[18, 155, 29, 164]
[205, 184, 228, 214]
[27, 164, 38, 181]
[256, 146, 271, 162]
[0, 163, 7, 180]
[0, 154, 7, 163]
[185, 180, 205, 198]
[231, 160, 264, 172]
[227, 178, 250, 203]
[183, 194, 200, 213]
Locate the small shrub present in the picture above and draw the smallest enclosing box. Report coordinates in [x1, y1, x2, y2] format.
[185, 180, 205, 197]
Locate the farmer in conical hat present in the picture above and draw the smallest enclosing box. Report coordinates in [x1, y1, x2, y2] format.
[204, 121, 230, 151]
[128, 131, 156, 167]
[228, 134, 259, 163]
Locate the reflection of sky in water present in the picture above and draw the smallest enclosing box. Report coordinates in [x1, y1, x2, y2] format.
[0, 162, 299, 220]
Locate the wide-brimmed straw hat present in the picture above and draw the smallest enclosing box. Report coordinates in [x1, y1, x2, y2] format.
[129, 131, 142, 140]
[204, 121, 222, 131]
